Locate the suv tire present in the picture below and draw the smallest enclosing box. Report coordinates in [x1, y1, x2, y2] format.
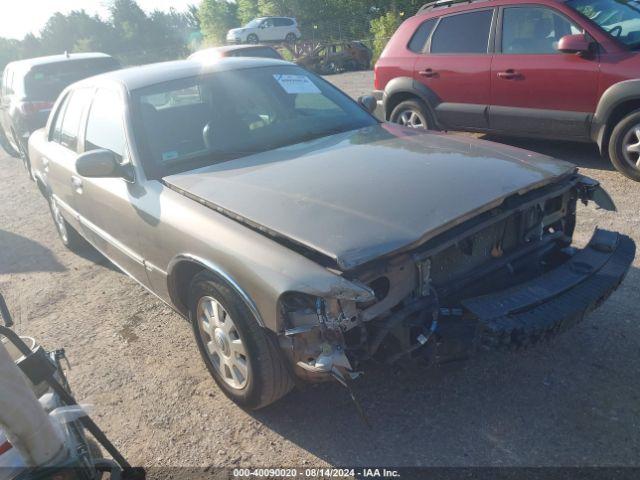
[0, 128, 20, 158]
[285, 33, 297, 44]
[609, 109, 640, 182]
[189, 272, 294, 409]
[247, 34, 259, 44]
[390, 99, 435, 130]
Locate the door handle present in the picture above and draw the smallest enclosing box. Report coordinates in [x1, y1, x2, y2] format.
[42, 157, 50, 173]
[497, 69, 520, 80]
[71, 175, 83, 193]
[419, 68, 438, 78]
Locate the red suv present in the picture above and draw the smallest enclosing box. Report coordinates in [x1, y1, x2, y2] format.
[374, 0, 640, 181]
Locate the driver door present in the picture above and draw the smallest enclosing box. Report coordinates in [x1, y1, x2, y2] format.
[489, 5, 599, 139]
[75, 87, 151, 286]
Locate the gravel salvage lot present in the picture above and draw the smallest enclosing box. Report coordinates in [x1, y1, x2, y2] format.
[0, 70, 639, 469]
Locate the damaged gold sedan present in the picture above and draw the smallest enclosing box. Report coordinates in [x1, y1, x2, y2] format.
[28, 58, 635, 409]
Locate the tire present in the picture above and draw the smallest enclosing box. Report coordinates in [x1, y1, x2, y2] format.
[608, 109, 640, 182]
[246, 34, 259, 45]
[0, 128, 20, 158]
[17, 138, 35, 181]
[189, 272, 294, 409]
[285, 33, 297, 44]
[48, 195, 89, 252]
[390, 99, 435, 130]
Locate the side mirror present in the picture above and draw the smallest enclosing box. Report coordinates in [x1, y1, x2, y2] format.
[557, 34, 592, 55]
[76, 149, 132, 180]
[358, 95, 377, 115]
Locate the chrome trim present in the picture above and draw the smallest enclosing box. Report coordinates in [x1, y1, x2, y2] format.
[167, 254, 266, 328]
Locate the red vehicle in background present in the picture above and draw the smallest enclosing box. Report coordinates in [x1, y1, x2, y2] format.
[374, 0, 640, 181]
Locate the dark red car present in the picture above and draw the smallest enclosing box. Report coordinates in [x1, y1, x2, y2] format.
[374, 0, 640, 181]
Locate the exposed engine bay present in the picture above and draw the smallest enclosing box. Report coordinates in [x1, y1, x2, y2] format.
[277, 174, 633, 383]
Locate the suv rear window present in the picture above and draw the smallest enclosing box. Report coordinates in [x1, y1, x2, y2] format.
[24, 58, 119, 100]
[408, 18, 437, 53]
[431, 10, 494, 54]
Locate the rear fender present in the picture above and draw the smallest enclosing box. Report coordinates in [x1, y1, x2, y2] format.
[383, 76, 441, 124]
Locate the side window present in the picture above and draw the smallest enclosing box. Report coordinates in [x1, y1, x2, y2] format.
[85, 89, 126, 160]
[58, 89, 92, 151]
[262, 18, 274, 28]
[50, 94, 71, 143]
[430, 10, 494, 54]
[408, 18, 438, 53]
[501, 7, 583, 54]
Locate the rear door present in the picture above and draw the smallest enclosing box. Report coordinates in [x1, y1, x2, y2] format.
[42, 88, 93, 231]
[414, 9, 496, 130]
[489, 5, 599, 139]
[75, 87, 150, 286]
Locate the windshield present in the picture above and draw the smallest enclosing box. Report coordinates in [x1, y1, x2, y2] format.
[244, 18, 264, 28]
[132, 65, 378, 177]
[567, 0, 640, 48]
[24, 58, 119, 100]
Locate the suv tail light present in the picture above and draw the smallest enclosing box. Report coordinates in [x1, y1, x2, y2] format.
[374, 66, 380, 90]
[18, 101, 54, 116]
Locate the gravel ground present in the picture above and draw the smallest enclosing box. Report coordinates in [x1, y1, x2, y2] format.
[0, 70, 639, 471]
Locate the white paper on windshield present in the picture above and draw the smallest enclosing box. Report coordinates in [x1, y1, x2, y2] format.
[273, 74, 321, 94]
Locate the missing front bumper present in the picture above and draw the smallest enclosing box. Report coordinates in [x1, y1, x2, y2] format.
[462, 229, 635, 351]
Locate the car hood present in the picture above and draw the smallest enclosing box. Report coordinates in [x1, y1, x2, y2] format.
[163, 124, 576, 270]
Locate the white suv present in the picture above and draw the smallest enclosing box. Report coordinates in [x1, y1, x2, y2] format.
[226, 17, 301, 44]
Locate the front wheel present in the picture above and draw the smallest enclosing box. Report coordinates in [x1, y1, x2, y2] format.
[390, 99, 434, 130]
[246, 34, 259, 44]
[609, 109, 640, 182]
[189, 272, 294, 409]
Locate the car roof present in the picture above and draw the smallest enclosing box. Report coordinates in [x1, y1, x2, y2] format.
[190, 45, 277, 56]
[80, 57, 294, 91]
[6, 52, 113, 72]
[416, 0, 561, 15]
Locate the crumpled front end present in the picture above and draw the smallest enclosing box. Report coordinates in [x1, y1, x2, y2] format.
[277, 174, 635, 383]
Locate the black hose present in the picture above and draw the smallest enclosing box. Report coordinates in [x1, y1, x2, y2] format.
[0, 325, 135, 473]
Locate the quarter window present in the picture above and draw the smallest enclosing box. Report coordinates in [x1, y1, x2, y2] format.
[501, 7, 583, 54]
[85, 89, 126, 159]
[430, 10, 494, 54]
[51, 94, 70, 144]
[408, 19, 438, 53]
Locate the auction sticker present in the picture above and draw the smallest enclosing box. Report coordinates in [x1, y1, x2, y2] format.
[273, 74, 321, 94]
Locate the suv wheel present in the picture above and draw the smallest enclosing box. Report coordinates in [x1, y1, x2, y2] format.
[285, 33, 297, 44]
[609, 109, 640, 181]
[247, 33, 259, 44]
[390, 99, 434, 130]
[189, 272, 294, 409]
[0, 128, 20, 158]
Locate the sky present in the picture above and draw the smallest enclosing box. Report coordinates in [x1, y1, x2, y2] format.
[0, 0, 196, 40]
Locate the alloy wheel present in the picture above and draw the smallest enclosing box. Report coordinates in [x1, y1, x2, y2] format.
[621, 124, 640, 172]
[397, 109, 425, 129]
[50, 198, 69, 244]
[196, 296, 249, 390]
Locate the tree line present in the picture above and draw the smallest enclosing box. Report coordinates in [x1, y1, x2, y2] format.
[1, 0, 426, 71]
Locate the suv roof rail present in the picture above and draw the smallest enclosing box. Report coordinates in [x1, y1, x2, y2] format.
[418, 0, 491, 13]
